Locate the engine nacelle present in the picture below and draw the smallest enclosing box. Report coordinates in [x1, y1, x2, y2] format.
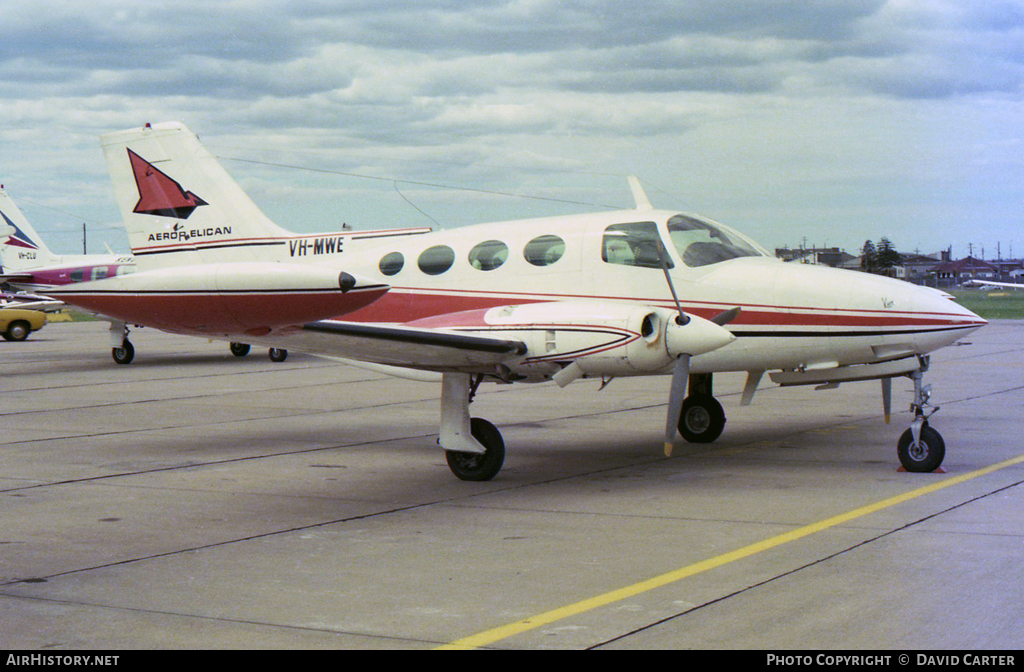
[464, 301, 734, 380]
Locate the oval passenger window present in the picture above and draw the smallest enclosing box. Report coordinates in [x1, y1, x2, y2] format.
[468, 240, 509, 271]
[379, 252, 404, 276]
[418, 245, 456, 275]
[523, 235, 565, 267]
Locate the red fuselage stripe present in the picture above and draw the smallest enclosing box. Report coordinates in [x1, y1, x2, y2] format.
[339, 289, 983, 331]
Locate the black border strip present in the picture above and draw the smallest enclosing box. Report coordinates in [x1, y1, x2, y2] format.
[48, 285, 389, 297]
[133, 241, 287, 256]
[731, 325, 981, 338]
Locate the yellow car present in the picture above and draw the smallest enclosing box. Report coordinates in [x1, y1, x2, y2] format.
[0, 307, 47, 341]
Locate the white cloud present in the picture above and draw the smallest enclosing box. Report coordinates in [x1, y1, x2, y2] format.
[1, 0, 1021, 257]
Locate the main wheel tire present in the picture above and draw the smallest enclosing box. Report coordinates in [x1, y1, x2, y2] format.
[4, 321, 30, 341]
[445, 418, 505, 482]
[677, 395, 726, 443]
[112, 340, 135, 365]
[897, 424, 946, 473]
[230, 342, 251, 357]
[268, 348, 288, 362]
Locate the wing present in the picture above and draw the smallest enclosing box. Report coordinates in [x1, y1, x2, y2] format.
[262, 318, 528, 372]
[0, 273, 35, 283]
[965, 279, 1022, 289]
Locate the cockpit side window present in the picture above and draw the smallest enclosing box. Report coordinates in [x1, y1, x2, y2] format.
[667, 214, 762, 267]
[602, 222, 673, 269]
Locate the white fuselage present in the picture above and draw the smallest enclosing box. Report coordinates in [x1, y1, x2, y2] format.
[289, 207, 986, 376]
[45, 204, 985, 379]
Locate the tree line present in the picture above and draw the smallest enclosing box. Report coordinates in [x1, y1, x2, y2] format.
[861, 238, 901, 274]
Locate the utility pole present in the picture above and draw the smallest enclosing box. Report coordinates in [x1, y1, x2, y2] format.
[82, 223, 87, 254]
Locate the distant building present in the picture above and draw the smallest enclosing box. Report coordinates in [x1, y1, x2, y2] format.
[774, 246, 855, 267]
[900, 253, 944, 283]
[992, 259, 1024, 277]
[930, 256, 999, 287]
[776, 243, 1023, 287]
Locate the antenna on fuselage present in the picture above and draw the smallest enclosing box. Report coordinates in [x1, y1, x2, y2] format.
[628, 176, 653, 211]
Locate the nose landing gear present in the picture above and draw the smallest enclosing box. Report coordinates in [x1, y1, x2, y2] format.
[896, 356, 945, 473]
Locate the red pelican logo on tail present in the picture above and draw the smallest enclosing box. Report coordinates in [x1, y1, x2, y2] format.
[128, 149, 208, 219]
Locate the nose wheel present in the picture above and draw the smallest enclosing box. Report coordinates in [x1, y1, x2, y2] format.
[898, 422, 945, 473]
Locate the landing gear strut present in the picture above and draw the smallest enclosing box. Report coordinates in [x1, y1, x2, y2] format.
[440, 373, 504, 481]
[897, 356, 945, 473]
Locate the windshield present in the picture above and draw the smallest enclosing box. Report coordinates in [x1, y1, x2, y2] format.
[667, 214, 766, 267]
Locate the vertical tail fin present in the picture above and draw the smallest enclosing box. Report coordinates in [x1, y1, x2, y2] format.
[100, 122, 294, 269]
[0, 186, 61, 272]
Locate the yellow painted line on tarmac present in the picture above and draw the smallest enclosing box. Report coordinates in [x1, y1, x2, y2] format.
[438, 454, 1024, 650]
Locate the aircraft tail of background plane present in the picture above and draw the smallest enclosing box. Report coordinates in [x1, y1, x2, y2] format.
[101, 122, 296, 270]
[0, 186, 62, 273]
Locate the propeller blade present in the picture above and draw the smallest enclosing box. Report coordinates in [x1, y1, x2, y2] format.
[665, 354, 690, 457]
[710, 306, 742, 326]
[881, 377, 892, 424]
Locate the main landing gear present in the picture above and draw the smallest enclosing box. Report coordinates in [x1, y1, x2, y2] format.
[230, 342, 288, 362]
[676, 373, 726, 444]
[439, 373, 505, 481]
[111, 322, 135, 365]
[895, 356, 945, 473]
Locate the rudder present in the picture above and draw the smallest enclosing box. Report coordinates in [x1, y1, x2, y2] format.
[0, 186, 60, 272]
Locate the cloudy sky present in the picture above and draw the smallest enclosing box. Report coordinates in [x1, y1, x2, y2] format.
[2, 0, 1021, 260]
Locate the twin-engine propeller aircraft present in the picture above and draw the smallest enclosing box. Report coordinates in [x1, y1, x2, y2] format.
[45, 122, 986, 480]
[0, 184, 134, 296]
[0, 186, 145, 358]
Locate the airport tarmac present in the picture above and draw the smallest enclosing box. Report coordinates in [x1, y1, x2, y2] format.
[1, 319, 1022, 650]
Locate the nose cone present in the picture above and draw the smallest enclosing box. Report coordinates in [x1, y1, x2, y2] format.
[854, 272, 987, 326]
[843, 271, 988, 353]
[665, 312, 736, 357]
[909, 283, 987, 334]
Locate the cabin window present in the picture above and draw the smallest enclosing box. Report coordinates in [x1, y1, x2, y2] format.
[523, 235, 565, 267]
[602, 222, 672, 269]
[70, 269, 84, 283]
[379, 252, 404, 276]
[91, 267, 109, 281]
[667, 214, 762, 267]
[469, 240, 509, 271]
[418, 245, 455, 275]
[116, 265, 136, 276]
